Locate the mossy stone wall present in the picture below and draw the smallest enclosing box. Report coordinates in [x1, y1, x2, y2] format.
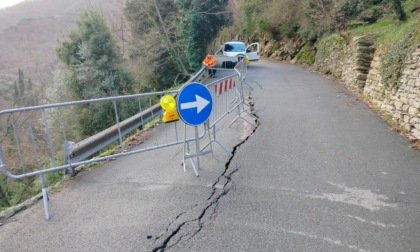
[313, 33, 420, 139]
[365, 48, 420, 139]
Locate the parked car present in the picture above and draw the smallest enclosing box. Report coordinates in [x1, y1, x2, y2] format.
[216, 41, 260, 68]
[218, 41, 260, 61]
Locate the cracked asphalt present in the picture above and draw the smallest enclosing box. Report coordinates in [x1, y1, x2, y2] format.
[150, 127, 256, 252]
[2, 60, 420, 251]
[186, 61, 420, 251]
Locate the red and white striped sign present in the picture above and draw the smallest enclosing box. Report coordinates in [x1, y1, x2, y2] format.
[214, 78, 236, 96]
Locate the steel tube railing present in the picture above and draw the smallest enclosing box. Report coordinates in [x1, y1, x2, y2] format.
[0, 59, 256, 220]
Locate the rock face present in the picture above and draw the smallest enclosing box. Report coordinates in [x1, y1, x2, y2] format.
[261, 38, 304, 61]
[313, 33, 420, 139]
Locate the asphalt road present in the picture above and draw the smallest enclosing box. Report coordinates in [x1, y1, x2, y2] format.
[1, 60, 420, 252]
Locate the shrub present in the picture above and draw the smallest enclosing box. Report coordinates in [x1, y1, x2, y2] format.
[294, 44, 316, 64]
[380, 28, 414, 88]
[358, 6, 384, 23]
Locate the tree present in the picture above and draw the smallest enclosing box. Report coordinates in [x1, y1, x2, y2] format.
[392, 0, 406, 21]
[13, 81, 18, 102]
[18, 69, 25, 96]
[235, 0, 263, 36]
[55, 9, 135, 135]
[56, 9, 132, 99]
[125, 0, 188, 91]
[1, 69, 40, 209]
[27, 78, 33, 91]
[258, 0, 303, 39]
[124, 0, 229, 90]
[175, 0, 230, 70]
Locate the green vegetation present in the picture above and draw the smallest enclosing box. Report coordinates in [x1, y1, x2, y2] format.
[293, 44, 316, 65]
[144, 116, 161, 129]
[347, 18, 395, 35]
[0, 157, 64, 211]
[379, 25, 415, 88]
[393, 0, 407, 20]
[343, 1, 420, 89]
[230, 0, 420, 89]
[3, 0, 420, 214]
[317, 34, 346, 58]
[1, 0, 229, 212]
[124, 0, 229, 92]
[175, 0, 229, 70]
[0, 68, 43, 211]
[0, 176, 37, 211]
[55, 9, 136, 136]
[99, 147, 117, 157]
[233, 0, 407, 42]
[11, 69, 39, 107]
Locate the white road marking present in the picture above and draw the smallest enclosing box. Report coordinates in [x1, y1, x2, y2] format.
[307, 181, 397, 212]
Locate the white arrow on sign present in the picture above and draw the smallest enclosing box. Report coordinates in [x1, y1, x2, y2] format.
[180, 94, 210, 114]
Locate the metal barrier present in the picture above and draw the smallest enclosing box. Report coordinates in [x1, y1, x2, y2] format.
[0, 57, 255, 220]
[0, 90, 190, 219]
[210, 55, 255, 128]
[66, 67, 207, 171]
[180, 57, 251, 177]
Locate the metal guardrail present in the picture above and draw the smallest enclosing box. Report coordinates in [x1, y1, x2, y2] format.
[67, 67, 207, 170]
[0, 57, 255, 220]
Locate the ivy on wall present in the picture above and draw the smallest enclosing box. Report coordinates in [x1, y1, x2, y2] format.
[379, 28, 414, 89]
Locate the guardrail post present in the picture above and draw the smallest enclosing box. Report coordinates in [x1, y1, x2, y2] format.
[113, 100, 124, 149]
[39, 173, 51, 220]
[64, 141, 75, 175]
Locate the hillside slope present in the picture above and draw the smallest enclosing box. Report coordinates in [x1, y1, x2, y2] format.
[0, 0, 124, 106]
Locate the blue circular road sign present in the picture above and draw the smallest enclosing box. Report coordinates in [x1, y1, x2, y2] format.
[177, 82, 213, 126]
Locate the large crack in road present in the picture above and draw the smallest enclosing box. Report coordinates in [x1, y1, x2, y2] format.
[149, 97, 259, 252]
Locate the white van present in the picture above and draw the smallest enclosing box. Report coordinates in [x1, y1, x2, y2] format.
[217, 41, 260, 64]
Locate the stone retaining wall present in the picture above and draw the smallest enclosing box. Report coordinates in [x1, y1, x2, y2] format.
[314, 35, 420, 139]
[401, 50, 420, 138]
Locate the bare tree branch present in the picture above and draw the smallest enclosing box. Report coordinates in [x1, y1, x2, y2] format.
[152, 0, 189, 75]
